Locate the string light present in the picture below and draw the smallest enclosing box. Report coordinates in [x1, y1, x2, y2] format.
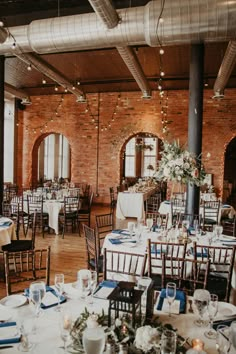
[42, 78, 47, 84]
[27, 64, 32, 71]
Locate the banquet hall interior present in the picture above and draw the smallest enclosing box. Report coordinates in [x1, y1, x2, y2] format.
[0, 0, 236, 345]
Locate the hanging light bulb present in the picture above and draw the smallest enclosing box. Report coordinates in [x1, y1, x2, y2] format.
[64, 87, 68, 93]
[54, 86, 58, 91]
[160, 71, 165, 77]
[42, 78, 46, 84]
[72, 85, 76, 90]
[159, 48, 164, 55]
[159, 17, 164, 23]
[27, 64, 32, 71]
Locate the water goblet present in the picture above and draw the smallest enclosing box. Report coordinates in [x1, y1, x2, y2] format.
[193, 289, 210, 327]
[166, 282, 176, 317]
[29, 288, 41, 318]
[78, 269, 91, 299]
[146, 218, 153, 232]
[134, 222, 142, 244]
[216, 325, 231, 354]
[54, 273, 65, 312]
[59, 312, 72, 352]
[214, 224, 223, 241]
[204, 293, 218, 339]
[29, 281, 46, 317]
[87, 270, 97, 305]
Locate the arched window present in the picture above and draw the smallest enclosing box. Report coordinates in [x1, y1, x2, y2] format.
[124, 135, 160, 178]
[38, 133, 70, 181]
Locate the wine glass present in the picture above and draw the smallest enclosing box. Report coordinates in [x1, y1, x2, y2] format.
[17, 316, 35, 352]
[87, 270, 97, 305]
[59, 312, 72, 352]
[134, 222, 142, 244]
[29, 281, 46, 316]
[214, 224, 223, 241]
[216, 325, 231, 354]
[54, 273, 65, 312]
[146, 218, 153, 232]
[204, 293, 218, 339]
[193, 289, 210, 327]
[78, 269, 91, 299]
[166, 282, 176, 317]
[29, 288, 41, 318]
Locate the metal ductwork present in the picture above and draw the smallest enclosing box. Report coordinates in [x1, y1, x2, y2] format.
[88, 0, 120, 29]
[0, 0, 235, 56]
[0, 23, 8, 44]
[88, 0, 151, 98]
[5, 83, 32, 105]
[15, 52, 85, 99]
[213, 41, 236, 99]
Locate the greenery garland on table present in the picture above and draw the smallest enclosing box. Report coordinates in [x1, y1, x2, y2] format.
[69, 308, 189, 353]
[154, 140, 206, 187]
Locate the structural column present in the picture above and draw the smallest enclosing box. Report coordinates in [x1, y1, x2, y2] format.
[186, 43, 204, 217]
[0, 56, 4, 214]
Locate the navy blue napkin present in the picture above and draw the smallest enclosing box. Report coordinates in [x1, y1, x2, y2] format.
[112, 229, 130, 236]
[109, 238, 136, 245]
[164, 200, 170, 204]
[99, 280, 118, 288]
[0, 322, 21, 344]
[0, 221, 12, 227]
[190, 247, 208, 258]
[24, 286, 66, 309]
[157, 289, 186, 314]
[213, 317, 236, 330]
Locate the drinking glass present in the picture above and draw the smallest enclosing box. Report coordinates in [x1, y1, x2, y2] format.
[87, 270, 97, 305]
[216, 325, 231, 354]
[127, 222, 135, 237]
[146, 218, 153, 232]
[134, 222, 142, 244]
[193, 289, 210, 327]
[78, 269, 91, 299]
[204, 293, 218, 339]
[17, 317, 35, 352]
[230, 321, 236, 349]
[29, 288, 41, 318]
[161, 329, 177, 354]
[166, 282, 176, 317]
[82, 325, 105, 354]
[54, 273, 65, 312]
[214, 224, 223, 241]
[59, 312, 72, 352]
[29, 281, 46, 316]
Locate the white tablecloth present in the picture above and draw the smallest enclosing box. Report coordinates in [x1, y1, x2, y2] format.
[0, 217, 16, 247]
[116, 187, 156, 220]
[0, 284, 234, 354]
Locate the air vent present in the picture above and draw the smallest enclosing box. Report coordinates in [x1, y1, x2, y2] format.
[21, 97, 32, 105]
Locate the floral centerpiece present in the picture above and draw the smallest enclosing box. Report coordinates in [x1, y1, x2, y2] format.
[69, 309, 188, 353]
[155, 140, 205, 187]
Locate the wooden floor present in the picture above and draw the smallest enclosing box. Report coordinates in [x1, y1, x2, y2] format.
[0, 204, 128, 299]
[1, 204, 236, 305]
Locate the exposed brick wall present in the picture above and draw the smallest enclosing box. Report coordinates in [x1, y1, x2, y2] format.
[16, 89, 236, 203]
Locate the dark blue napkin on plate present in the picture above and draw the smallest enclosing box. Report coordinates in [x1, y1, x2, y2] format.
[190, 247, 208, 258]
[213, 316, 236, 330]
[99, 280, 118, 288]
[24, 285, 66, 309]
[0, 322, 21, 344]
[157, 289, 186, 314]
[112, 229, 130, 236]
[109, 238, 136, 245]
[0, 221, 12, 227]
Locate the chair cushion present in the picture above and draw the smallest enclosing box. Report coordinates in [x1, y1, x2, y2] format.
[2, 240, 33, 252]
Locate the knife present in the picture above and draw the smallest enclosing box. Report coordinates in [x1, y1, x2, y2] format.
[0, 346, 13, 350]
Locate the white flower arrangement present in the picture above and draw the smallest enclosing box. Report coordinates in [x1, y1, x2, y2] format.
[155, 140, 206, 186]
[134, 325, 161, 352]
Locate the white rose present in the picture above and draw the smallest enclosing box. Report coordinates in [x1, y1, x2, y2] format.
[135, 326, 160, 352]
[184, 162, 190, 169]
[177, 175, 182, 181]
[163, 166, 170, 176]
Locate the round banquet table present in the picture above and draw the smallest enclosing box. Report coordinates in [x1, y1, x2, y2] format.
[0, 217, 16, 247]
[0, 284, 234, 353]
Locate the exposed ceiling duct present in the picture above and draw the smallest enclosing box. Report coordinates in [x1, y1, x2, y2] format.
[14, 52, 85, 100]
[0, 0, 235, 56]
[4, 83, 32, 105]
[0, 22, 8, 44]
[213, 41, 236, 99]
[88, 0, 151, 98]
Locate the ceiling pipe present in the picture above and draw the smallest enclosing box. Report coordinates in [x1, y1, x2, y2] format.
[213, 41, 236, 99]
[88, 0, 151, 98]
[14, 52, 86, 100]
[0, 0, 235, 55]
[4, 82, 32, 105]
[0, 22, 8, 44]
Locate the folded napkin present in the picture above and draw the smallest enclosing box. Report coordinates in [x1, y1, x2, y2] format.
[112, 229, 130, 236]
[213, 316, 236, 330]
[190, 247, 208, 258]
[164, 200, 170, 204]
[93, 280, 117, 299]
[0, 221, 12, 227]
[109, 238, 136, 245]
[222, 204, 231, 208]
[25, 286, 66, 309]
[220, 239, 236, 243]
[157, 289, 186, 314]
[0, 322, 21, 344]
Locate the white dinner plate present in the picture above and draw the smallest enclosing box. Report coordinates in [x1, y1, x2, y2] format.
[217, 301, 236, 318]
[0, 295, 27, 308]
